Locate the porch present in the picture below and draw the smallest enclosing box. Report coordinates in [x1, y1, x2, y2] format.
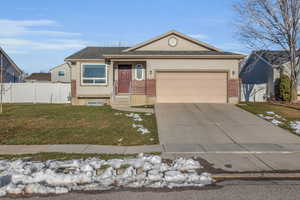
[111, 61, 155, 106]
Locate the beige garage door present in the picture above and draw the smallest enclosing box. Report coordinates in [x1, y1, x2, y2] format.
[156, 72, 227, 103]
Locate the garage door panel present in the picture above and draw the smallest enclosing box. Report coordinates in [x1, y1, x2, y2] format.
[156, 72, 227, 103]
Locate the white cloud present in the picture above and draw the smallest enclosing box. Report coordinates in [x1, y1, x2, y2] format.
[188, 33, 208, 40]
[0, 19, 88, 54]
[0, 19, 81, 37]
[0, 38, 89, 52]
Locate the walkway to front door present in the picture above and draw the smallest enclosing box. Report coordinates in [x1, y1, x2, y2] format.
[118, 65, 132, 93]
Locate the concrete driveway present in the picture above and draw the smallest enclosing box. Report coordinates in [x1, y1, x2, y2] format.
[156, 103, 300, 172]
[156, 103, 300, 148]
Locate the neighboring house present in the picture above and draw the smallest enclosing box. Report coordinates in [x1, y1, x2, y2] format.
[65, 30, 245, 106]
[25, 73, 51, 83]
[0, 47, 23, 83]
[240, 50, 298, 102]
[50, 63, 71, 83]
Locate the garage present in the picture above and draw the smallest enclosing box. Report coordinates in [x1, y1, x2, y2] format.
[156, 71, 228, 103]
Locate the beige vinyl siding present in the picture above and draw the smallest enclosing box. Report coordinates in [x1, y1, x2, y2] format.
[136, 34, 210, 51]
[71, 60, 113, 97]
[156, 72, 227, 103]
[147, 59, 239, 79]
[51, 64, 71, 83]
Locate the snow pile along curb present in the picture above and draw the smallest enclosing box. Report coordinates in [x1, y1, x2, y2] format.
[0, 154, 214, 196]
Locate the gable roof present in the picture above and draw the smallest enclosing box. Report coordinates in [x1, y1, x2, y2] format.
[25, 73, 51, 81]
[253, 50, 296, 66]
[65, 47, 244, 61]
[0, 47, 23, 74]
[241, 50, 300, 74]
[65, 47, 129, 60]
[65, 31, 246, 61]
[123, 30, 222, 52]
[50, 63, 70, 71]
[106, 50, 241, 56]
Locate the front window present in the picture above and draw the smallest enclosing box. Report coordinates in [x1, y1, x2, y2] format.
[81, 64, 107, 85]
[58, 71, 65, 76]
[135, 64, 144, 80]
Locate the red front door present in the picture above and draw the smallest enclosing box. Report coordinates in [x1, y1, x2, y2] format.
[118, 65, 132, 93]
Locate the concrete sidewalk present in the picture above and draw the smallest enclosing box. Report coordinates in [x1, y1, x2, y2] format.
[111, 106, 154, 113]
[163, 143, 300, 154]
[2, 143, 300, 172]
[0, 144, 163, 155]
[163, 151, 300, 172]
[162, 143, 300, 172]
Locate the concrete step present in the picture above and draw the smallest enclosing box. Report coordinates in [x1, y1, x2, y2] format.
[112, 95, 131, 106]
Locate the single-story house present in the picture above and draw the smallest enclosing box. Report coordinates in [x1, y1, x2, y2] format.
[240, 50, 299, 102]
[50, 63, 71, 83]
[25, 73, 51, 83]
[65, 30, 245, 106]
[0, 47, 24, 83]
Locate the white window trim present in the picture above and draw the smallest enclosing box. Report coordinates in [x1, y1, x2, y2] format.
[81, 63, 108, 85]
[135, 64, 145, 81]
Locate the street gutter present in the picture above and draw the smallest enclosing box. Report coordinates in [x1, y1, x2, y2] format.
[213, 173, 300, 181]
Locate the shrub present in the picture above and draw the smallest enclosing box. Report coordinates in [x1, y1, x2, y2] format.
[277, 74, 291, 102]
[274, 78, 280, 100]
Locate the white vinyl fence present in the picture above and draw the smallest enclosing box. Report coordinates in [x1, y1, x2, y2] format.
[1, 83, 71, 104]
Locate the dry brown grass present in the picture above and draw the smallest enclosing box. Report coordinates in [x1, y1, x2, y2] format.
[0, 104, 158, 145]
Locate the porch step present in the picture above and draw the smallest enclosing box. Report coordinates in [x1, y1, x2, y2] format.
[112, 95, 131, 106]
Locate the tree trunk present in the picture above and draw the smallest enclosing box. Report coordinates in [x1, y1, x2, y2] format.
[290, 80, 298, 103]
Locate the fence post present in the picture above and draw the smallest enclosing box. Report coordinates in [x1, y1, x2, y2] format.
[34, 82, 37, 104]
[10, 83, 12, 103]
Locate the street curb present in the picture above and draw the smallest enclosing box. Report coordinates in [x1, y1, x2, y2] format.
[212, 173, 300, 181]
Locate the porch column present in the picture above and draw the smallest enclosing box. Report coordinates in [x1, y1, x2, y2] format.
[109, 61, 114, 88]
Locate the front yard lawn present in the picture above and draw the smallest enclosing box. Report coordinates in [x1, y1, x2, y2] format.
[0, 104, 158, 145]
[238, 103, 300, 135]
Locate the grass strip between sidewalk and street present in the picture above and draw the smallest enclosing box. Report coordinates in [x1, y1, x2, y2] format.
[0, 152, 161, 161]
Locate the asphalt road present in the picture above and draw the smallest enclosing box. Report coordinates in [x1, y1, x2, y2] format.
[4, 180, 300, 200]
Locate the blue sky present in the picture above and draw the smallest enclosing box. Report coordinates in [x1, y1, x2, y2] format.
[0, 0, 246, 74]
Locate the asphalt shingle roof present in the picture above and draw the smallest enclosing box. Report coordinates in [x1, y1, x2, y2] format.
[252, 50, 300, 66]
[65, 47, 243, 60]
[26, 73, 51, 81]
[65, 47, 129, 60]
[118, 50, 242, 56]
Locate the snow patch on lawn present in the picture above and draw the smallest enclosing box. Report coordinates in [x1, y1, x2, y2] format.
[257, 111, 286, 126]
[271, 119, 282, 126]
[289, 121, 300, 135]
[126, 113, 150, 134]
[257, 111, 300, 134]
[0, 154, 214, 196]
[114, 112, 151, 135]
[126, 113, 143, 121]
[266, 111, 275, 115]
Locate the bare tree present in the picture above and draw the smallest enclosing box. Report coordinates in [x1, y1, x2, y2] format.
[0, 53, 3, 114]
[235, 0, 300, 102]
